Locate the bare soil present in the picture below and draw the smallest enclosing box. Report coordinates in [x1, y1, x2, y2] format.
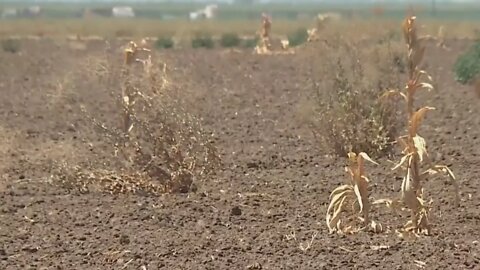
[0, 38, 479, 269]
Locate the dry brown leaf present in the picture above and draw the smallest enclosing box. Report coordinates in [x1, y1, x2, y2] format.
[392, 153, 412, 171]
[370, 220, 383, 233]
[416, 70, 433, 82]
[372, 198, 393, 207]
[353, 183, 365, 214]
[327, 195, 349, 233]
[329, 184, 353, 199]
[410, 107, 435, 135]
[380, 90, 407, 102]
[413, 135, 428, 162]
[418, 82, 434, 91]
[358, 152, 379, 165]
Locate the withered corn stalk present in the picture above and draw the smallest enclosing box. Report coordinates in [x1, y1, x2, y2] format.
[255, 13, 272, 54]
[307, 28, 319, 42]
[124, 41, 151, 66]
[435, 25, 450, 51]
[280, 39, 290, 50]
[382, 16, 459, 236]
[326, 152, 382, 234]
[307, 13, 336, 42]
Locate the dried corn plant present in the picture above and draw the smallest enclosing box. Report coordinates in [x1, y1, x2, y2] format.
[54, 41, 221, 195]
[307, 13, 339, 43]
[306, 15, 325, 43]
[307, 28, 319, 42]
[254, 13, 272, 54]
[124, 40, 150, 66]
[381, 16, 459, 236]
[280, 39, 290, 50]
[326, 152, 383, 234]
[436, 25, 449, 50]
[252, 14, 295, 55]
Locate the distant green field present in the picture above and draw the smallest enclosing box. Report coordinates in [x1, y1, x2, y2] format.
[1, 3, 480, 21]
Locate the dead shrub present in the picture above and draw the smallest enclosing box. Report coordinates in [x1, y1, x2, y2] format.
[309, 40, 403, 158]
[54, 42, 221, 195]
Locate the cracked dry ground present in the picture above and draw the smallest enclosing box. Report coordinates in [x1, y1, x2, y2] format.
[0, 39, 479, 269]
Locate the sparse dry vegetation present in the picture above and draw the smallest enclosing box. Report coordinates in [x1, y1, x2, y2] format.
[53, 40, 221, 195]
[1, 7, 478, 268]
[309, 39, 403, 158]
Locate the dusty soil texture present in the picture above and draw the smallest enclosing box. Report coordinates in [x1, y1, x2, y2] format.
[0, 38, 479, 270]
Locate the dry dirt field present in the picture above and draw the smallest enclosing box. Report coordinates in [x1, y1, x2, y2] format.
[0, 36, 479, 269]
